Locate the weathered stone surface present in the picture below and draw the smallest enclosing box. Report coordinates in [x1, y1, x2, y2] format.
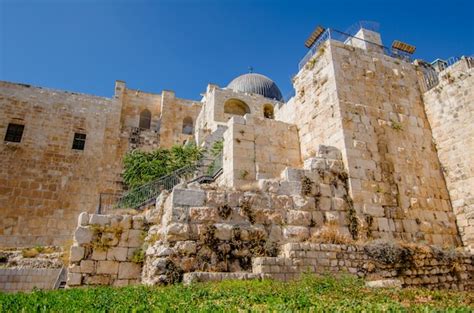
[78, 212, 89, 227]
[74, 227, 93, 245]
[166, 223, 190, 241]
[67, 273, 82, 286]
[107, 247, 129, 262]
[97, 260, 119, 275]
[70, 246, 85, 263]
[118, 262, 142, 279]
[172, 188, 206, 207]
[366, 279, 402, 288]
[89, 214, 109, 226]
[283, 226, 310, 241]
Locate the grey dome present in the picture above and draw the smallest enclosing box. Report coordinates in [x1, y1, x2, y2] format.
[227, 73, 284, 102]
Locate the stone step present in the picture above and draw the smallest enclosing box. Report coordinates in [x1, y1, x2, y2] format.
[182, 271, 264, 285]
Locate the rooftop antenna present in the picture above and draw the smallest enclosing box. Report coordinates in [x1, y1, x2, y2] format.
[248, 66, 254, 73]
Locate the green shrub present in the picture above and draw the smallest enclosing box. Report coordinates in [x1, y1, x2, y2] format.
[123, 144, 204, 189]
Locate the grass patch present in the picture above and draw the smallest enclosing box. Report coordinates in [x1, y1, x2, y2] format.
[0, 275, 472, 312]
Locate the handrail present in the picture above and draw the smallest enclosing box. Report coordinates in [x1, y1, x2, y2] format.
[97, 153, 223, 213]
[298, 27, 413, 70]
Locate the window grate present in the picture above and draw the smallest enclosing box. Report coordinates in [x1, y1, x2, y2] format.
[72, 133, 86, 150]
[4, 123, 25, 143]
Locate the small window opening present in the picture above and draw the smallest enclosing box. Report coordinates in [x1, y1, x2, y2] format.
[182, 116, 193, 135]
[72, 133, 86, 150]
[263, 104, 274, 119]
[139, 109, 152, 129]
[4, 123, 24, 143]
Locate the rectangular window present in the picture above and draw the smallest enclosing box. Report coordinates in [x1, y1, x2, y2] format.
[72, 133, 86, 150]
[4, 123, 25, 143]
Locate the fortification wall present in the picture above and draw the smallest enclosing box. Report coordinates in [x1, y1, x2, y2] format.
[0, 82, 125, 247]
[284, 38, 460, 246]
[422, 59, 474, 252]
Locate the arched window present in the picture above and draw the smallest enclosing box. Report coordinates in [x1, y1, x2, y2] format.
[139, 109, 151, 129]
[182, 116, 193, 135]
[263, 104, 274, 119]
[224, 99, 250, 116]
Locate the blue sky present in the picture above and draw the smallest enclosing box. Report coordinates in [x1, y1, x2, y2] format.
[1, 0, 473, 100]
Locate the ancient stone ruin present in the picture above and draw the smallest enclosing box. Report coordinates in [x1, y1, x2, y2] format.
[0, 21, 473, 291]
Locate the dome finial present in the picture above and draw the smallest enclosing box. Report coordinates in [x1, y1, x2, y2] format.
[248, 66, 254, 73]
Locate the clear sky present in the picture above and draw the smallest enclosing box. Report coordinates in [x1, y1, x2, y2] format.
[1, 0, 473, 100]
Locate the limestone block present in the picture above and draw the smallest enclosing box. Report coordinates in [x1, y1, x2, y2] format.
[317, 145, 342, 160]
[132, 216, 145, 230]
[318, 197, 332, 211]
[80, 260, 95, 274]
[97, 260, 119, 275]
[166, 223, 190, 241]
[189, 207, 219, 223]
[172, 188, 206, 207]
[91, 249, 107, 261]
[283, 226, 310, 241]
[119, 215, 133, 229]
[78, 212, 89, 227]
[206, 191, 226, 207]
[89, 214, 110, 226]
[84, 275, 111, 285]
[121, 229, 144, 248]
[293, 195, 316, 211]
[74, 227, 93, 245]
[281, 168, 304, 182]
[113, 279, 130, 287]
[319, 184, 332, 197]
[67, 272, 82, 286]
[258, 179, 280, 193]
[366, 279, 402, 288]
[268, 225, 283, 242]
[214, 223, 233, 240]
[118, 262, 142, 279]
[278, 181, 302, 195]
[70, 246, 85, 263]
[287, 210, 312, 226]
[107, 247, 128, 261]
[175, 241, 197, 255]
[304, 157, 327, 171]
[332, 198, 347, 211]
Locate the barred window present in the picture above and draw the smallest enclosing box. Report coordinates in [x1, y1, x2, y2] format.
[72, 133, 86, 150]
[4, 123, 24, 143]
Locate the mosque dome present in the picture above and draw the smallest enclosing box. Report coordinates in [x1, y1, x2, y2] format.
[227, 73, 284, 102]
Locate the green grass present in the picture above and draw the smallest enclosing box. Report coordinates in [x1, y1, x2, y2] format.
[1, 275, 472, 312]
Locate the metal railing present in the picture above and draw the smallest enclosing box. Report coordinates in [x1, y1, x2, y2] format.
[97, 153, 223, 213]
[420, 55, 474, 92]
[298, 27, 412, 70]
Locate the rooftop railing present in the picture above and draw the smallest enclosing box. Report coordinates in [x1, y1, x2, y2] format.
[298, 27, 413, 70]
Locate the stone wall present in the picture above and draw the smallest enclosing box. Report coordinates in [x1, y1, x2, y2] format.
[0, 268, 62, 292]
[0, 80, 203, 247]
[67, 212, 144, 287]
[141, 147, 354, 284]
[281, 36, 460, 246]
[0, 82, 124, 247]
[222, 115, 301, 188]
[158, 91, 201, 148]
[253, 242, 473, 290]
[422, 59, 474, 251]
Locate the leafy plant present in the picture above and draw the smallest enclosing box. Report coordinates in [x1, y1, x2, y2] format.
[123, 144, 204, 189]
